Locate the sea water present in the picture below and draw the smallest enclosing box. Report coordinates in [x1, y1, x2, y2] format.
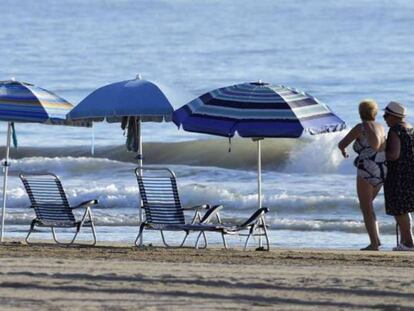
[1, 0, 413, 249]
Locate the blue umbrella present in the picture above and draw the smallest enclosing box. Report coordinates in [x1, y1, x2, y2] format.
[67, 75, 174, 238]
[0, 79, 90, 242]
[68, 77, 173, 123]
[173, 81, 346, 211]
[68, 75, 173, 161]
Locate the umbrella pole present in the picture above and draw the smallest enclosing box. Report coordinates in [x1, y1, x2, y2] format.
[137, 117, 143, 245]
[1, 122, 12, 243]
[257, 138, 263, 248]
[91, 122, 95, 156]
[257, 139, 262, 209]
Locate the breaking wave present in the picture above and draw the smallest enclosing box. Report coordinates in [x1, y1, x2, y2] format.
[1, 131, 355, 174]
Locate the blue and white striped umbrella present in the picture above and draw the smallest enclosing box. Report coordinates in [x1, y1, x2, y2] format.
[0, 80, 89, 242]
[0, 80, 88, 126]
[173, 82, 346, 229]
[173, 81, 345, 137]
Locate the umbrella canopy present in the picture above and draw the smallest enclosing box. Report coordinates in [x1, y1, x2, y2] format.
[68, 78, 173, 123]
[0, 80, 88, 126]
[0, 79, 90, 242]
[173, 81, 345, 138]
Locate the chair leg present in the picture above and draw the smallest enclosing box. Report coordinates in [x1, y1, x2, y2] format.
[261, 217, 270, 251]
[134, 222, 146, 247]
[243, 225, 256, 251]
[221, 232, 228, 249]
[195, 231, 208, 249]
[25, 230, 33, 244]
[51, 227, 79, 246]
[84, 207, 97, 246]
[25, 221, 36, 245]
[75, 207, 97, 246]
[258, 218, 265, 248]
[160, 230, 189, 248]
[215, 213, 228, 249]
[50, 208, 96, 247]
[195, 232, 201, 249]
[244, 232, 252, 251]
[181, 230, 190, 246]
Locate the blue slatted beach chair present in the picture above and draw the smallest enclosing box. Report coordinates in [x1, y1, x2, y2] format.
[20, 173, 98, 245]
[135, 167, 226, 248]
[135, 166, 271, 250]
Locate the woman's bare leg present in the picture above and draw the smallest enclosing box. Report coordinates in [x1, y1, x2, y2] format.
[357, 177, 380, 250]
[395, 213, 414, 247]
[372, 184, 382, 246]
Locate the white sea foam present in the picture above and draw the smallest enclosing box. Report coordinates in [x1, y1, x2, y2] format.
[284, 131, 355, 174]
[3, 211, 398, 235]
[3, 156, 358, 211]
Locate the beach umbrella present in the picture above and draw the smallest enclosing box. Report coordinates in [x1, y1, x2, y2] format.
[67, 75, 174, 237]
[0, 79, 90, 242]
[173, 81, 346, 212]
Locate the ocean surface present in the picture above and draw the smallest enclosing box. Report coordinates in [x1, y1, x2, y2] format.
[1, 0, 414, 249]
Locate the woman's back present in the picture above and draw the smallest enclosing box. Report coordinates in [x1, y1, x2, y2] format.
[353, 122, 386, 161]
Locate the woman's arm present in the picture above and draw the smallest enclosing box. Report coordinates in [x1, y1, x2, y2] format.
[338, 124, 361, 158]
[386, 130, 400, 161]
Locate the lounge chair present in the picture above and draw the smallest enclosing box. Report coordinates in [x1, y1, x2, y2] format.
[19, 173, 98, 246]
[135, 166, 270, 250]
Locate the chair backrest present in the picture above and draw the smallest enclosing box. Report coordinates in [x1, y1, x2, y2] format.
[135, 167, 185, 225]
[19, 173, 76, 225]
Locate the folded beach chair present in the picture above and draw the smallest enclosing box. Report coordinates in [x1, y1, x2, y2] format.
[19, 173, 98, 246]
[215, 207, 270, 251]
[135, 166, 270, 250]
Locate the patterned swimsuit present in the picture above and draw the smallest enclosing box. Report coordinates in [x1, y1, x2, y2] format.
[353, 125, 387, 187]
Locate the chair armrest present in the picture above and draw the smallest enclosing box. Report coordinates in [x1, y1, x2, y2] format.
[200, 205, 224, 224]
[71, 199, 98, 210]
[182, 204, 211, 211]
[238, 207, 269, 228]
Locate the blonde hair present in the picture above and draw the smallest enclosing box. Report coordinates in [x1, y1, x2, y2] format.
[359, 99, 378, 121]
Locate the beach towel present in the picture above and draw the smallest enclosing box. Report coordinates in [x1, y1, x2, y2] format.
[121, 116, 140, 153]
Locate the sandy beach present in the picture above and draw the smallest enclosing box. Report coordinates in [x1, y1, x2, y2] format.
[0, 242, 413, 310]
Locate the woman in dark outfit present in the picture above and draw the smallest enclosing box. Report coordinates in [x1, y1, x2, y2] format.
[383, 101, 414, 251]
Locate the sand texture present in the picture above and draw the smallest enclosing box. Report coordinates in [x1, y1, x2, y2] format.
[0, 242, 413, 310]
